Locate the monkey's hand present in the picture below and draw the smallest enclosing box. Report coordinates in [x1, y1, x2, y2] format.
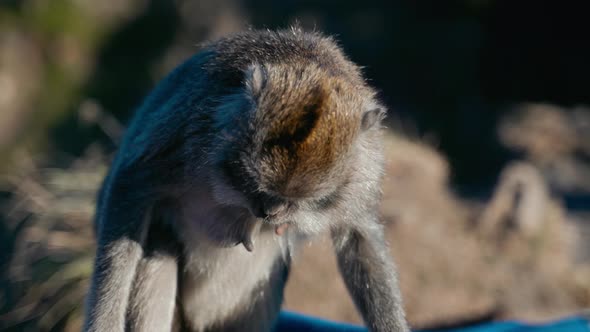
[332, 223, 410, 332]
[232, 210, 288, 252]
[240, 215, 262, 252]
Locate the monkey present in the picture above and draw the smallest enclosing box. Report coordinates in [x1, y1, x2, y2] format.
[83, 27, 410, 332]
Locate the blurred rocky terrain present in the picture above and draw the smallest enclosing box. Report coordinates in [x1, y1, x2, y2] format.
[286, 105, 590, 328]
[1, 1, 589, 331]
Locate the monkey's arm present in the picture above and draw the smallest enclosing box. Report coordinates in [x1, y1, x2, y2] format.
[332, 222, 410, 332]
[83, 175, 152, 332]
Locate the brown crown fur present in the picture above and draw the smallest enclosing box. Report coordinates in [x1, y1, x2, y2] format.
[205, 28, 377, 198]
[250, 62, 365, 197]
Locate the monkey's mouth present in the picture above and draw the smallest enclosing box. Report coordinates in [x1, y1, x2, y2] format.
[239, 217, 290, 253]
[274, 223, 289, 236]
[262, 214, 291, 236]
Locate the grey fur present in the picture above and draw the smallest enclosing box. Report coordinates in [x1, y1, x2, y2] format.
[83, 28, 409, 332]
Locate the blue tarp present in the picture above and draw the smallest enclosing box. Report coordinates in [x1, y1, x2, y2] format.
[275, 311, 590, 332]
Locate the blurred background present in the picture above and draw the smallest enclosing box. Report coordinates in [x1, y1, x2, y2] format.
[1, 0, 589, 331]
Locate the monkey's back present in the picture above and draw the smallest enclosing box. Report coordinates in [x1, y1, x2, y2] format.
[114, 28, 363, 169]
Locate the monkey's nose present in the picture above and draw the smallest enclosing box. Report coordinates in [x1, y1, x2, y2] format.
[251, 197, 287, 219]
[251, 202, 267, 219]
[264, 201, 286, 217]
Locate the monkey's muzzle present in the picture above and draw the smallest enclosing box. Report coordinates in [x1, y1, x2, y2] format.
[239, 215, 290, 252]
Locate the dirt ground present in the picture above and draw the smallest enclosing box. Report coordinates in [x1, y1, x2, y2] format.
[283, 132, 590, 329]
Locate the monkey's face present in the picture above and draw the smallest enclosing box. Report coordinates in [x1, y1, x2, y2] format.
[210, 158, 343, 239]
[211, 151, 297, 229]
[208, 63, 385, 239]
[209, 110, 351, 239]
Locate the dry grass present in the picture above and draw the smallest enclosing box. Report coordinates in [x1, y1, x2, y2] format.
[0, 148, 105, 331]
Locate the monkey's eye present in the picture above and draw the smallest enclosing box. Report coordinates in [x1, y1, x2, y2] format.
[312, 190, 341, 210]
[219, 156, 259, 198]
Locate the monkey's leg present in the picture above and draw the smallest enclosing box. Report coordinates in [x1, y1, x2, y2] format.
[84, 236, 144, 331]
[127, 253, 178, 331]
[332, 223, 410, 332]
[127, 216, 180, 332]
[83, 181, 152, 332]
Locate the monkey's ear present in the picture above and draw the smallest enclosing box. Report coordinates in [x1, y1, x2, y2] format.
[244, 63, 267, 99]
[361, 106, 386, 131]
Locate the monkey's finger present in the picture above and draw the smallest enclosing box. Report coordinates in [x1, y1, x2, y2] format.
[242, 218, 262, 252]
[242, 239, 254, 252]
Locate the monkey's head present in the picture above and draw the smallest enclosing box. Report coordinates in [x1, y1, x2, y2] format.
[210, 61, 385, 236]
